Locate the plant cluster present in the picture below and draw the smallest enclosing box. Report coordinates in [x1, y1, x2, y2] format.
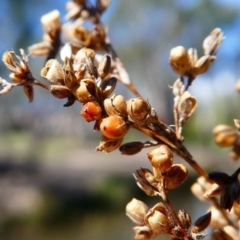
[1, 1, 240, 239]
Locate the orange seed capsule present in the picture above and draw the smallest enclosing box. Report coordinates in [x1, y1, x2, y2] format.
[100, 115, 129, 139]
[80, 101, 102, 122]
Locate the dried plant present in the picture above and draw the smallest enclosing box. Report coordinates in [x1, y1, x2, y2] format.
[1, 1, 240, 239]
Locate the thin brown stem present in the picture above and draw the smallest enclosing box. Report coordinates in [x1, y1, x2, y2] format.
[104, 38, 142, 98]
[132, 124, 210, 181]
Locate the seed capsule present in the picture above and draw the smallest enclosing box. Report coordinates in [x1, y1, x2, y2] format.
[127, 97, 151, 124]
[80, 101, 102, 122]
[49, 85, 72, 99]
[169, 46, 192, 76]
[99, 77, 117, 98]
[178, 209, 191, 230]
[192, 211, 211, 233]
[73, 78, 96, 103]
[193, 55, 211, 76]
[104, 94, 127, 119]
[100, 115, 130, 139]
[147, 145, 173, 174]
[165, 164, 188, 189]
[41, 59, 64, 85]
[145, 203, 173, 234]
[98, 54, 111, 79]
[126, 198, 149, 226]
[212, 124, 239, 147]
[96, 136, 123, 153]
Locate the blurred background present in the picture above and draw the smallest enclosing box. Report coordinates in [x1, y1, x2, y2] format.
[0, 0, 240, 239]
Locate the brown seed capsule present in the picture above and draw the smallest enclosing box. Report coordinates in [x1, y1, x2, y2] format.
[133, 168, 159, 197]
[177, 91, 198, 124]
[126, 198, 149, 226]
[41, 10, 61, 33]
[97, 54, 111, 79]
[100, 115, 130, 140]
[191, 176, 212, 202]
[80, 101, 102, 122]
[119, 141, 144, 155]
[193, 55, 211, 76]
[203, 28, 224, 56]
[99, 77, 117, 98]
[204, 183, 222, 198]
[147, 145, 173, 175]
[165, 164, 188, 189]
[178, 209, 191, 230]
[127, 97, 151, 124]
[104, 94, 127, 119]
[212, 124, 239, 147]
[169, 46, 192, 76]
[74, 47, 95, 64]
[41, 59, 64, 85]
[191, 211, 211, 233]
[96, 136, 123, 153]
[73, 78, 96, 103]
[49, 85, 72, 99]
[145, 203, 173, 234]
[63, 57, 80, 90]
[133, 226, 154, 240]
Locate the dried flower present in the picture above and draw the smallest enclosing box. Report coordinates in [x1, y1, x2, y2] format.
[96, 136, 123, 153]
[202, 28, 224, 56]
[178, 209, 191, 230]
[126, 198, 149, 226]
[28, 10, 61, 60]
[133, 168, 159, 197]
[104, 94, 127, 119]
[145, 202, 173, 234]
[191, 211, 211, 233]
[41, 59, 64, 85]
[164, 164, 188, 189]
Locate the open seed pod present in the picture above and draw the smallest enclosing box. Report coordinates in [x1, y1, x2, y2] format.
[63, 57, 80, 90]
[104, 94, 127, 119]
[96, 135, 123, 153]
[41, 59, 64, 85]
[193, 55, 211, 76]
[99, 77, 117, 98]
[212, 124, 239, 147]
[164, 164, 188, 189]
[73, 78, 97, 103]
[126, 97, 151, 124]
[177, 91, 198, 124]
[126, 198, 149, 226]
[145, 202, 173, 234]
[97, 54, 111, 79]
[49, 85, 72, 99]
